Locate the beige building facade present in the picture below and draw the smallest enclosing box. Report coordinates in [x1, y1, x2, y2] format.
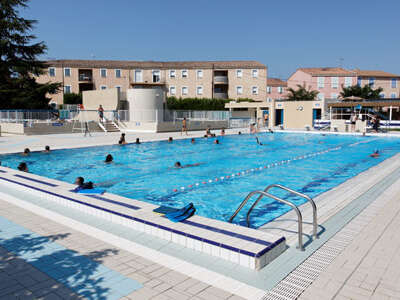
[36, 60, 267, 105]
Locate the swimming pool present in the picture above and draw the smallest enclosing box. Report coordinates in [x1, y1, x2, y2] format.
[1, 133, 399, 228]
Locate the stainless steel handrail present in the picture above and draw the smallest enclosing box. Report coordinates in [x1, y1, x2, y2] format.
[229, 190, 305, 251]
[250, 184, 318, 239]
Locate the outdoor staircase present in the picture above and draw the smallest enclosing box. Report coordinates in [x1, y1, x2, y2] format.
[99, 120, 120, 133]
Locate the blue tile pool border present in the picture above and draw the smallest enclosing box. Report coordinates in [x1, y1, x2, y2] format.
[0, 175, 286, 261]
[14, 174, 58, 187]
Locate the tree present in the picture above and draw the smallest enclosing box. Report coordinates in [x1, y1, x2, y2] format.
[286, 84, 319, 101]
[0, 0, 61, 109]
[63, 93, 82, 104]
[340, 84, 383, 100]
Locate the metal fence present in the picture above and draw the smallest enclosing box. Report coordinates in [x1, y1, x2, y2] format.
[173, 110, 230, 121]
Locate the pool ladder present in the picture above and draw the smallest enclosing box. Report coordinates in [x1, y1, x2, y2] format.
[228, 184, 318, 251]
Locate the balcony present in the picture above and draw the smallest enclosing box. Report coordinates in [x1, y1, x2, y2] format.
[214, 76, 228, 84]
[214, 92, 228, 99]
[79, 74, 92, 82]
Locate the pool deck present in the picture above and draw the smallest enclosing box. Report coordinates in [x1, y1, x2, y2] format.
[0, 130, 400, 299]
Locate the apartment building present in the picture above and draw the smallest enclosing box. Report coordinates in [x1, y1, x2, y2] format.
[355, 70, 400, 99]
[287, 67, 400, 101]
[36, 60, 267, 105]
[287, 67, 357, 101]
[266, 78, 287, 101]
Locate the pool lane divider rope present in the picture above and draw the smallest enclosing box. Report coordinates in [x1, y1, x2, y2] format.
[171, 145, 344, 193]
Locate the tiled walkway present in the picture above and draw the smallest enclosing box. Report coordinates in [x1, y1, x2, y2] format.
[299, 177, 400, 300]
[0, 198, 245, 300]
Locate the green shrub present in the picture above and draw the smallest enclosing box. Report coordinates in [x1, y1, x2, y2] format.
[63, 93, 82, 104]
[166, 97, 254, 110]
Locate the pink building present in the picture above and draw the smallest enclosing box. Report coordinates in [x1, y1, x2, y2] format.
[355, 70, 400, 99]
[266, 78, 287, 101]
[287, 67, 357, 101]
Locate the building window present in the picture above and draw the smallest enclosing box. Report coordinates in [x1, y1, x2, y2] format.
[267, 97, 272, 102]
[48, 67, 55, 77]
[391, 93, 397, 99]
[182, 70, 188, 78]
[64, 85, 71, 94]
[100, 69, 107, 78]
[278, 87, 283, 94]
[100, 85, 107, 90]
[317, 93, 324, 100]
[237, 69, 243, 78]
[252, 86, 258, 95]
[64, 68, 71, 77]
[252, 69, 258, 78]
[331, 77, 339, 89]
[330, 93, 338, 99]
[169, 70, 176, 78]
[181, 86, 188, 95]
[380, 93, 385, 99]
[266, 86, 271, 94]
[357, 77, 362, 86]
[196, 70, 203, 79]
[317, 77, 325, 88]
[392, 78, 397, 88]
[169, 86, 176, 95]
[152, 70, 161, 83]
[236, 86, 243, 95]
[115, 69, 121, 78]
[345, 77, 352, 87]
[197, 86, 203, 95]
[134, 70, 143, 82]
[368, 77, 375, 87]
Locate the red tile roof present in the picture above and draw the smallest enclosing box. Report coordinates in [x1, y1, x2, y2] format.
[44, 59, 266, 70]
[354, 70, 400, 78]
[298, 67, 356, 76]
[267, 78, 287, 87]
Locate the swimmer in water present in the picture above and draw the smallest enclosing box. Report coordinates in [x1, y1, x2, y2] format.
[22, 148, 30, 156]
[18, 162, 28, 172]
[168, 137, 173, 143]
[174, 161, 201, 169]
[191, 138, 195, 144]
[105, 154, 113, 163]
[135, 138, 141, 144]
[43, 146, 51, 153]
[255, 137, 263, 145]
[370, 150, 380, 158]
[214, 139, 220, 144]
[74, 177, 94, 190]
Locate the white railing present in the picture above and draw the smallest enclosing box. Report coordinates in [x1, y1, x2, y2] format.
[174, 110, 230, 121]
[229, 118, 253, 128]
[0, 110, 59, 123]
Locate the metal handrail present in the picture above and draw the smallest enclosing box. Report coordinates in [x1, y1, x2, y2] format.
[229, 190, 305, 251]
[252, 184, 318, 239]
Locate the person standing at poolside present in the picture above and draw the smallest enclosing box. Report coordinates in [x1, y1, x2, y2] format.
[181, 117, 188, 135]
[263, 113, 269, 128]
[350, 113, 357, 132]
[98, 105, 104, 123]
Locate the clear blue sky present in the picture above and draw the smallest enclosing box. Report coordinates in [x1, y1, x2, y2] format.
[22, 0, 400, 79]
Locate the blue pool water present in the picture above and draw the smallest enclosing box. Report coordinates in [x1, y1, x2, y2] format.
[1, 133, 399, 228]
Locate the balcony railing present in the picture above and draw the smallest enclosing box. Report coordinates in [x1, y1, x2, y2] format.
[214, 76, 228, 84]
[214, 92, 228, 99]
[79, 74, 92, 81]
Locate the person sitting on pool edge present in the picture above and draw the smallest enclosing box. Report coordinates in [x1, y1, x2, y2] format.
[370, 150, 380, 158]
[105, 154, 113, 163]
[74, 177, 94, 191]
[174, 161, 201, 169]
[43, 146, 51, 153]
[18, 162, 28, 172]
[22, 148, 30, 156]
[118, 133, 126, 145]
[221, 129, 225, 136]
[135, 138, 141, 144]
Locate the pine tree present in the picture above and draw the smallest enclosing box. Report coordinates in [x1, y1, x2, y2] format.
[0, 0, 61, 109]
